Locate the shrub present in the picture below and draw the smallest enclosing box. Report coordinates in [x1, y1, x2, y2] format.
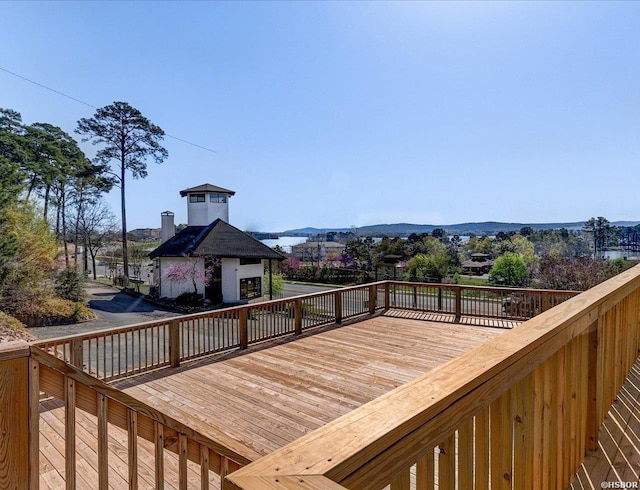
[175, 291, 204, 307]
[1, 296, 95, 325]
[113, 274, 129, 287]
[55, 268, 85, 302]
[0, 310, 26, 330]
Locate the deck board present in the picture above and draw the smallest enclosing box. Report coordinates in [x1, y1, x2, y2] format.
[113, 315, 507, 460]
[571, 361, 640, 488]
[35, 309, 640, 487]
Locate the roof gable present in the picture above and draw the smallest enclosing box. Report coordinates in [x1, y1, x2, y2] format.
[149, 219, 283, 260]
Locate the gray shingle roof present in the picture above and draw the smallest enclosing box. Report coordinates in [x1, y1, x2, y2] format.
[179, 184, 236, 197]
[149, 219, 284, 260]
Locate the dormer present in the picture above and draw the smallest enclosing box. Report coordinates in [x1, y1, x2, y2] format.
[180, 184, 235, 226]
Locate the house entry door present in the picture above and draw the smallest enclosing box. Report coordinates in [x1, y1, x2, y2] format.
[205, 258, 223, 304]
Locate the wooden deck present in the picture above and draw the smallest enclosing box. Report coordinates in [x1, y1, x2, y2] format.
[113, 315, 507, 461]
[37, 314, 507, 487]
[571, 357, 640, 488]
[33, 309, 640, 488]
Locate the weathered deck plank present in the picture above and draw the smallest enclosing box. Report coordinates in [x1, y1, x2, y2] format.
[113, 316, 506, 460]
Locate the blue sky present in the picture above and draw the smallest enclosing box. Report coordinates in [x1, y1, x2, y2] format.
[1, 1, 639, 232]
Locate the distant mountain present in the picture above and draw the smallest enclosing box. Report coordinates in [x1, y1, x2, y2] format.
[279, 221, 640, 237]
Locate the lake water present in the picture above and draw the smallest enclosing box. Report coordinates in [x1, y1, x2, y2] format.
[260, 236, 308, 253]
[601, 250, 640, 260]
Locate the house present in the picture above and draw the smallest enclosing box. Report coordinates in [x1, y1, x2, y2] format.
[290, 241, 345, 262]
[149, 184, 283, 303]
[128, 227, 160, 240]
[461, 252, 494, 275]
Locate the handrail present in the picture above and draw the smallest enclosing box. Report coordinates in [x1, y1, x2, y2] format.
[32, 346, 252, 486]
[32, 281, 577, 382]
[224, 266, 640, 489]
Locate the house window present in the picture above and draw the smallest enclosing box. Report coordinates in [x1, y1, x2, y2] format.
[239, 258, 262, 265]
[210, 193, 227, 203]
[189, 193, 206, 203]
[240, 277, 261, 299]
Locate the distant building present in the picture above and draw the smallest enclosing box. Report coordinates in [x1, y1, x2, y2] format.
[129, 228, 161, 240]
[461, 253, 494, 275]
[149, 184, 283, 303]
[291, 241, 345, 262]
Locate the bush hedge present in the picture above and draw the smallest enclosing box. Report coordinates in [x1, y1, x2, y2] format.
[1, 296, 95, 327]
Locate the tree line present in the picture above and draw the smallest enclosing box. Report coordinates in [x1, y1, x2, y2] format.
[279, 221, 634, 291]
[0, 102, 166, 324]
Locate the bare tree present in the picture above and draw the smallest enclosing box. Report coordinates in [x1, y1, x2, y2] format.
[77, 200, 118, 280]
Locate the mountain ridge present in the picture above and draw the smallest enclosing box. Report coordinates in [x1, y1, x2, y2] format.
[277, 221, 640, 237]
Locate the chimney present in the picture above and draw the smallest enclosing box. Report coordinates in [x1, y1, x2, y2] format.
[160, 211, 175, 243]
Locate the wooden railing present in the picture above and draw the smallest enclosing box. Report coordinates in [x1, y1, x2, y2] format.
[224, 266, 640, 489]
[387, 281, 577, 321]
[0, 343, 250, 489]
[0, 280, 583, 488]
[33, 282, 574, 382]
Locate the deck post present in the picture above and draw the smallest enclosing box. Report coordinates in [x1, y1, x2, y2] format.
[70, 338, 83, 369]
[586, 317, 600, 451]
[0, 342, 30, 488]
[369, 285, 376, 315]
[294, 298, 303, 335]
[454, 286, 462, 322]
[169, 319, 181, 367]
[335, 292, 342, 324]
[541, 291, 551, 312]
[239, 309, 248, 349]
[384, 282, 391, 311]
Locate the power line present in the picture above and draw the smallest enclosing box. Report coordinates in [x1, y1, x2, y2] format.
[0, 66, 217, 154]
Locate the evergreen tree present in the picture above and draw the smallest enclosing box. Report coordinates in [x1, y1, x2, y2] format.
[76, 102, 168, 277]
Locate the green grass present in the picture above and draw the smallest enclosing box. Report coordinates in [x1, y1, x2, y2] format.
[456, 276, 490, 287]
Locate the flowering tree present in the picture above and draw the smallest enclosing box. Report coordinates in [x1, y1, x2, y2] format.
[165, 260, 219, 294]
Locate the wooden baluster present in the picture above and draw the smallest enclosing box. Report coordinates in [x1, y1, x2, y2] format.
[458, 419, 474, 490]
[335, 292, 342, 324]
[239, 309, 248, 349]
[438, 434, 456, 490]
[475, 408, 489, 490]
[512, 374, 528, 489]
[128, 409, 138, 489]
[454, 286, 462, 322]
[154, 422, 165, 490]
[415, 449, 434, 490]
[169, 319, 180, 367]
[586, 317, 600, 451]
[368, 285, 376, 315]
[98, 393, 109, 489]
[71, 338, 83, 369]
[65, 376, 76, 490]
[390, 467, 410, 490]
[178, 434, 188, 490]
[29, 358, 40, 490]
[294, 298, 302, 335]
[200, 445, 210, 490]
[490, 390, 513, 490]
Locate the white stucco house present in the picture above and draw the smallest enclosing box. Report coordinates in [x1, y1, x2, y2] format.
[149, 184, 283, 304]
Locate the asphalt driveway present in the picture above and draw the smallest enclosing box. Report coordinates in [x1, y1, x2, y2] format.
[28, 282, 179, 340]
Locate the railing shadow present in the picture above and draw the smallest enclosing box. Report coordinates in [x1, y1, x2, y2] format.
[571, 362, 640, 488]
